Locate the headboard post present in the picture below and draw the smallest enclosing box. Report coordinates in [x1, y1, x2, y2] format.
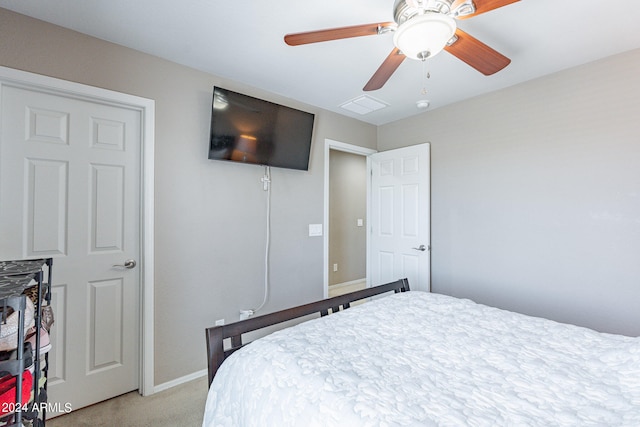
[206, 326, 225, 386]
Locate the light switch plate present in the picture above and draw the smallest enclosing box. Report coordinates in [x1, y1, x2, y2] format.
[357, 218, 364, 227]
[308, 224, 323, 237]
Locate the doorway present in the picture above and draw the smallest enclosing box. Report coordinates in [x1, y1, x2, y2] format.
[323, 139, 432, 297]
[323, 139, 376, 298]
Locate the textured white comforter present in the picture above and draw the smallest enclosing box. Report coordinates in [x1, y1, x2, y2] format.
[203, 291, 640, 426]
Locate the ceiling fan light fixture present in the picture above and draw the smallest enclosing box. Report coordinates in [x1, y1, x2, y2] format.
[393, 13, 456, 60]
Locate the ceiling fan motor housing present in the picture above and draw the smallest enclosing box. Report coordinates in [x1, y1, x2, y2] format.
[395, 0, 455, 23]
[394, 0, 477, 23]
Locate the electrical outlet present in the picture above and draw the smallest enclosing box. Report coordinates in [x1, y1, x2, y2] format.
[333, 263, 338, 272]
[215, 319, 224, 326]
[240, 310, 254, 320]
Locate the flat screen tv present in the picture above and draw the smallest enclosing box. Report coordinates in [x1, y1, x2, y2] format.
[208, 87, 315, 171]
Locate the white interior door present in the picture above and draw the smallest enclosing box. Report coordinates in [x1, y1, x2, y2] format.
[0, 81, 141, 412]
[368, 143, 430, 292]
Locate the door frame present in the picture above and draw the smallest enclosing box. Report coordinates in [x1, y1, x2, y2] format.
[0, 66, 155, 396]
[323, 139, 376, 298]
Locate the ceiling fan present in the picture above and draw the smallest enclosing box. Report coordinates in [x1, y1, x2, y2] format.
[284, 0, 519, 91]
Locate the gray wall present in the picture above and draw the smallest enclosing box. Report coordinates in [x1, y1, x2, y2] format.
[0, 9, 377, 384]
[328, 150, 367, 285]
[379, 48, 640, 337]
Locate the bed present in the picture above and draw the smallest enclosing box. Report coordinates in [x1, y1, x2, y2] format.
[203, 279, 640, 426]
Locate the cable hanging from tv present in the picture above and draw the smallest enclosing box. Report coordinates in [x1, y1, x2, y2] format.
[240, 166, 271, 319]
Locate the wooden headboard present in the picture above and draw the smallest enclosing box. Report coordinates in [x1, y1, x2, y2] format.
[205, 278, 410, 386]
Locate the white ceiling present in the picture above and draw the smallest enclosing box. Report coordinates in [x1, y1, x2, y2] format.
[2, 0, 640, 125]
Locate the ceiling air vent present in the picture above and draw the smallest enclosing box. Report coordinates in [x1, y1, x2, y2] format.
[339, 95, 388, 115]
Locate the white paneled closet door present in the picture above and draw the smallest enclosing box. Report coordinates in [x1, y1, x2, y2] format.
[0, 79, 141, 413]
[369, 143, 431, 292]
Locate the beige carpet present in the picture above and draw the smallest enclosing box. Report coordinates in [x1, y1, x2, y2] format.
[47, 375, 208, 426]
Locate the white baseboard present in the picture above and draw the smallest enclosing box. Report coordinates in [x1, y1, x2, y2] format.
[153, 369, 207, 394]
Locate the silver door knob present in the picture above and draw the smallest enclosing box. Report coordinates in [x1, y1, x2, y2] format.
[113, 259, 137, 269]
[412, 245, 428, 252]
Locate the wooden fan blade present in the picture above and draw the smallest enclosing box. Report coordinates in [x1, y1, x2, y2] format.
[444, 28, 510, 75]
[363, 48, 406, 91]
[284, 22, 395, 46]
[452, 0, 520, 19]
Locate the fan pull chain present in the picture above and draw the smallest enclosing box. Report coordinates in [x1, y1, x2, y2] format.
[420, 58, 431, 95]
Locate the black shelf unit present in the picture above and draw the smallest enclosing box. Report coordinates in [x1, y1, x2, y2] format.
[0, 259, 53, 427]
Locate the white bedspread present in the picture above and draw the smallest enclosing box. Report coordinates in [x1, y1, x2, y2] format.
[203, 291, 640, 426]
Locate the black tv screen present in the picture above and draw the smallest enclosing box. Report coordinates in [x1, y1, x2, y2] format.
[208, 87, 315, 171]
